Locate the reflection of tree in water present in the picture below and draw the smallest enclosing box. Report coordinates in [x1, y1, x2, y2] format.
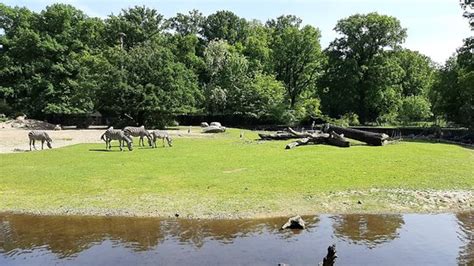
[164, 216, 319, 248]
[332, 214, 404, 248]
[457, 212, 473, 265]
[0, 214, 319, 257]
[0, 214, 165, 258]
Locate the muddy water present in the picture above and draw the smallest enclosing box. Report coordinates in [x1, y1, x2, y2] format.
[0, 213, 472, 265]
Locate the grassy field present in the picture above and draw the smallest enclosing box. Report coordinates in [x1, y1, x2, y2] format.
[0, 128, 473, 218]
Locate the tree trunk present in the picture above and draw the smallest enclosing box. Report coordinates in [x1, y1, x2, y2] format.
[323, 124, 389, 146]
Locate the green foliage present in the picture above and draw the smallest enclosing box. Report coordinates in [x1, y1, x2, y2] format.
[268, 16, 323, 108]
[202, 10, 248, 44]
[0, 3, 469, 128]
[431, 38, 473, 128]
[320, 13, 407, 123]
[398, 95, 432, 123]
[104, 6, 165, 49]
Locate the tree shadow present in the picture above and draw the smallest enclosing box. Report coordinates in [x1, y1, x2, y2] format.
[403, 138, 474, 150]
[88, 149, 122, 152]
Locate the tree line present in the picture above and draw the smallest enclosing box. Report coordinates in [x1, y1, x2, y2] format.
[0, 4, 472, 128]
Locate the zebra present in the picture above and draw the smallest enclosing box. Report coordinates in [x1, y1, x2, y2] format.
[150, 130, 173, 148]
[100, 128, 133, 151]
[28, 130, 52, 151]
[123, 126, 152, 147]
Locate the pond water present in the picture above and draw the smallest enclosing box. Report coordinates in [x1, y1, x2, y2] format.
[0, 213, 472, 265]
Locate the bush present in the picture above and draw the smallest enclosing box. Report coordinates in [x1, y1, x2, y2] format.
[398, 95, 432, 124]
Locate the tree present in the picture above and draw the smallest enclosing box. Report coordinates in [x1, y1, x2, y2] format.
[104, 6, 165, 49]
[203, 40, 285, 119]
[431, 38, 473, 128]
[268, 15, 323, 108]
[202, 11, 248, 45]
[0, 4, 104, 118]
[319, 13, 407, 123]
[98, 41, 202, 126]
[168, 9, 204, 36]
[460, 0, 474, 29]
[242, 20, 272, 73]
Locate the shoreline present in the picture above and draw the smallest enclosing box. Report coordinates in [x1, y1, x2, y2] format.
[1, 189, 472, 219]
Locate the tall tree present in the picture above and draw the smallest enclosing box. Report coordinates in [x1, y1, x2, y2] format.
[431, 38, 473, 128]
[268, 15, 322, 108]
[319, 13, 407, 123]
[98, 41, 202, 126]
[0, 4, 104, 117]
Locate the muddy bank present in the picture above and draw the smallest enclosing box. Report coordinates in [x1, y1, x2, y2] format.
[1, 189, 472, 219]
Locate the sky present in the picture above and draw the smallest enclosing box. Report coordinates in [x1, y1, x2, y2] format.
[3, 0, 473, 63]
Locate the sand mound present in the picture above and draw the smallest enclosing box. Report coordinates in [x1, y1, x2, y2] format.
[0, 119, 56, 130]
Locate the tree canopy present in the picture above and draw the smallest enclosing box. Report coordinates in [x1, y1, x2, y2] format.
[0, 4, 471, 128]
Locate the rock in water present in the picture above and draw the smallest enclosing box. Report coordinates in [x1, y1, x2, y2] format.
[281, 215, 305, 229]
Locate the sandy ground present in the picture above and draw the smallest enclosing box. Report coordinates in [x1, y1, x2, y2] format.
[0, 128, 208, 153]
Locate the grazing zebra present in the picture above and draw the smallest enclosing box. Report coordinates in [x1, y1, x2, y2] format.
[150, 130, 173, 148]
[100, 128, 133, 151]
[28, 130, 52, 151]
[123, 126, 152, 147]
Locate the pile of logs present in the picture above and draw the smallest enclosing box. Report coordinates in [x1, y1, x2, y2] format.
[259, 124, 390, 149]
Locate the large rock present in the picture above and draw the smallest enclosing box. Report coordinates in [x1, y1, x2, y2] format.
[210, 122, 222, 127]
[281, 215, 305, 230]
[202, 126, 226, 133]
[200, 122, 209, 128]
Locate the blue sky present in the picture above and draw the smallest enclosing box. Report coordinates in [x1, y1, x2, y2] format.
[3, 0, 472, 63]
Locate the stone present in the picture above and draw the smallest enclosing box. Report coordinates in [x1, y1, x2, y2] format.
[281, 215, 305, 230]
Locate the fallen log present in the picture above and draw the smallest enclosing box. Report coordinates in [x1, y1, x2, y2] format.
[285, 128, 350, 149]
[259, 131, 300, 140]
[323, 124, 389, 146]
[327, 131, 350, 147]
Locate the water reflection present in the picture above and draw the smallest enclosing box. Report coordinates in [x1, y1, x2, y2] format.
[0, 214, 319, 257]
[0, 213, 472, 265]
[457, 212, 474, 265]
[331, 214, 404, 248]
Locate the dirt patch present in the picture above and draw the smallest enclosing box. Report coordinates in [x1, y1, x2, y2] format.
[0, 127, 212, 153]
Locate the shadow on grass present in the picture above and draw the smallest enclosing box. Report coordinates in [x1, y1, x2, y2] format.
[403, 138, 474, 150]
[88, 149, 123, 152]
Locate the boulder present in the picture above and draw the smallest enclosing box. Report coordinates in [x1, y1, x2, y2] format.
[210, 122, 222, 127]
[202, 126, 226, 133]
[281, 215, 305, 230]
[200, 122, 209, 128]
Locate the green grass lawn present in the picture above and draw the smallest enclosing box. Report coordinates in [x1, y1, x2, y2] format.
[0, 128, 473, 218]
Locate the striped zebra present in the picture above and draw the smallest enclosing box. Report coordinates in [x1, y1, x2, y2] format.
[28, 130, 52, 151]
[100, 128, 133, 151]
[123, 126, 152, 147]
[150, 130, 173, 148]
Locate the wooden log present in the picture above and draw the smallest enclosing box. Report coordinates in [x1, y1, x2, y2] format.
[258, 132, 300, 140]
[323, 124, 389, 146]
[285, 137, 311, 149]
[327, 131, 350, 147]
[322, 244, 337, 266]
